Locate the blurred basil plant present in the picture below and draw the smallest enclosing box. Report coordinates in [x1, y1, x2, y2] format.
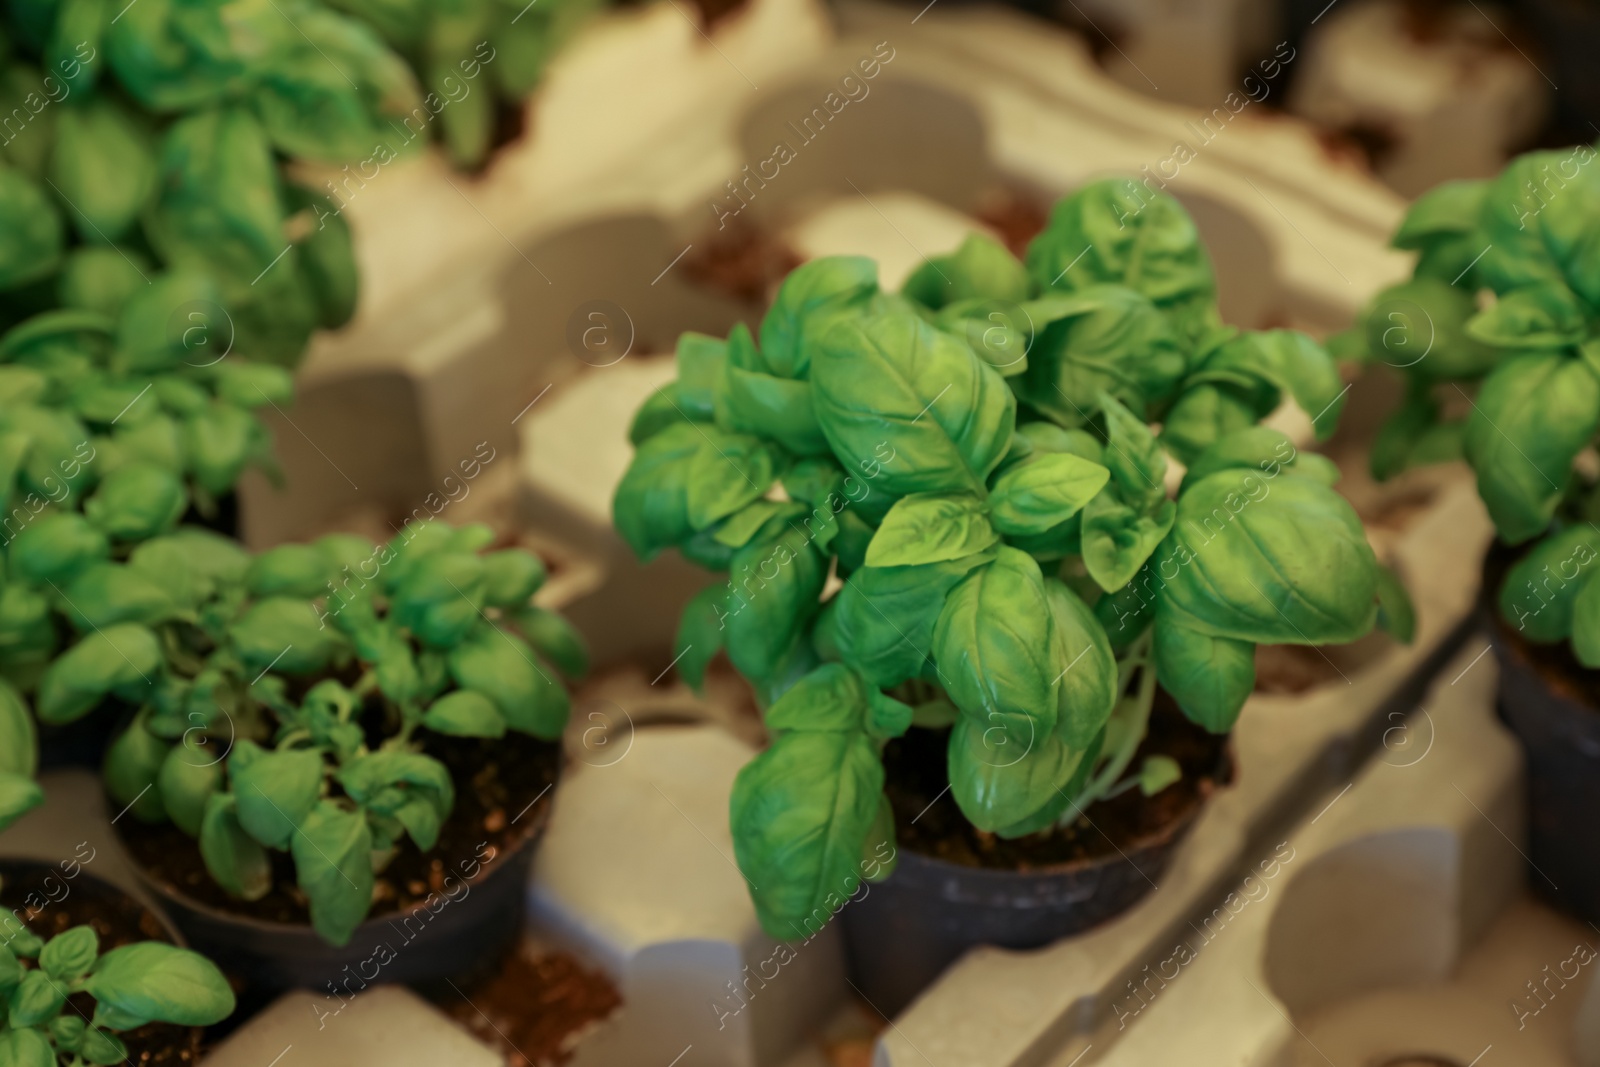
[326, 0, 602, 168]
[0, 518, 583, 944]
[613, 178, 1408, 939]
[0, 0, 416, 363]
[1339, 143, 1600, 666]
[0, 910, 235, 1064]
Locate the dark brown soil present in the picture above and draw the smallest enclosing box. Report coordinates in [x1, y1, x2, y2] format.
[681, 223, 802, 305]
[884, 694, 1228, 869]
[1485, 540, 1600, 710]
[973, 189, 1052, 259]
[0, 862, 204, 1065]
[446, 947, 621, 1066]
[116, 732, 561, 926]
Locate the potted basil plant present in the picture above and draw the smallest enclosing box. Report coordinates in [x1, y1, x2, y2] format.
[0, 277, 292, 546]
[29, 519, 582, 998]
[615, 178, 1406, 1011]
[0, 870, 235, 1067]
[1341, 141, 1600, 922]
[0, 0, 408, 365]
[325, 0, 601, 169]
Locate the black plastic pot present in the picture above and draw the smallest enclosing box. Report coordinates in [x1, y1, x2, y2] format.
[0, 857, 181, 945]
[120, 763, 559, 1017]
[181, 492, 241, 541]
[840, 749, 1229, 1017]
[36, 697, 135, 772]
[1483, 543, 1600, 923]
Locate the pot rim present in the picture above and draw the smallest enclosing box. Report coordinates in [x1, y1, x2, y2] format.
[1480, 539, 1600, 719]
[112, 753, 561, 939]
[0, 857, 190, 945]
[888, 736, 1235, 882]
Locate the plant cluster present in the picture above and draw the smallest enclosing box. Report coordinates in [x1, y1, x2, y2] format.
[1343, 142, 1600, 664]
[615, 178, 1403, 937]
[0, 909, 234, 1066]
[0, 0, 420, 530]
[0, 518, 582, 944]
[325, 0, 601, 168]
[0, 285, 292, 544]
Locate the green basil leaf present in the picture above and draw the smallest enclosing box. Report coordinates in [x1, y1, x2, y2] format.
[1025, 177, 1215, 329]
[1191, 330, 1345, 439]
[764, 663, 872, 732]
[684, 429, 782, 531]
[714, 359, 830, 456]
[903, 233, 1029, 310]
[724, 528, 826, 685]
[865, 690, 913, 740]
[8, 968, 66, 1026]
[1538, 149, 1600, 308]
[391, 553, 486, 649]
[479, 550, 546, 607]
[947, 714, 1092, 835]
[614, 422, 708, 559]
[251, 5, 422, 163]
[231, 596, 349, 677]
[1043, 578, 1118, 747]
[9, 513, 109, 586]
[1468, 285, 1589, 350]
[832, 551, 994, 689]
[291, 801, 375, 947]
[759, 256, 878, 378]
[1464, 352, 1600, 544]
[79, 1027, 127, 1066]
[1392, 178, 1489, 250]
[1015, 285, 1187, 424]
[183, 404, 261, 496]
[39, 926, 97, 981]
[933, 546, 1059, 741]
[231, 742, 324, 849]
[1363, 278, 1498, 383]
[672, 584, 727, 691]
[422, 689, 506, 738]
[112, 271, 224, 373]
[729, 727, 883, 939]
[86, 941, 235, 1027]
[628, 383, 695, 446]
[38, 624, 162, 725]
[1496, 525, 1600, 643]
[246, 544, 334, 599]
[988, 452, 1109, 537]
[446, 626, 568, 739]
[0, 773, 44, 835]
[49, 1014, 85, 1051]
[510, 605, 588, 678]
[1158, 383, 1260, 465]
[0, 168, 64, 290]
[199, 793, 272, 901]
[146, 108, 286, 289]
[1476, 151, 1582, 295]
[1081, 488, 1177, 594]
[0, 680, 39, 779]
[1153, 616, 1255, 732]
[50, 97, 155, 243]
[157, 735, 224, 837]
[864, 492, 998, 568]
[1158, 467, 1379, 644]
[1139, 755, 1183, 797]
[1374, 563, 1417, 645]
[0, 1027, 53, 1067]
[83, 461, 187, 542]
[1570, 571, 1600, 668]
[338, 750, 450, 810]
[60, 562, 174, 633]
[813, 308, 1015, 497]
[675, 332, 726, 418]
